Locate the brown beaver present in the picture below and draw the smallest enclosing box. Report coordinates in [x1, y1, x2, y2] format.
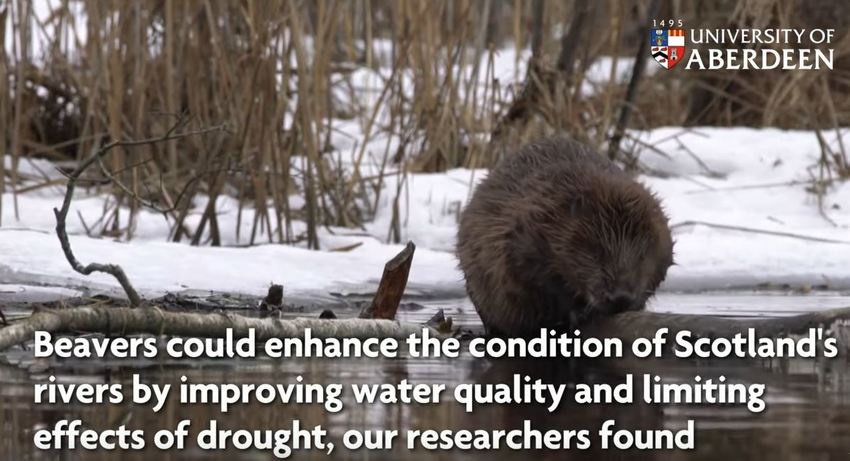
[457, 137, 674, 337]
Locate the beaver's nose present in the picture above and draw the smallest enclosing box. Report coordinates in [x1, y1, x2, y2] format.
[605, 292, 636, 313]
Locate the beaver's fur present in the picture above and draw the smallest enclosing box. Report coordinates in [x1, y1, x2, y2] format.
[457, 137, 674, 337]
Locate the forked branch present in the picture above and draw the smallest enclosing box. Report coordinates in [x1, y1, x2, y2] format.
[53, 120, 226, 307]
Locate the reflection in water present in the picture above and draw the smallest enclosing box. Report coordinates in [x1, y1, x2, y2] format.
[1, 293, 849, 460]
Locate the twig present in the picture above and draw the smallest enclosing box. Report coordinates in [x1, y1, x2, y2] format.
[13, 178, 68, 194]
[76, 210, 92, 236]
[0, 227, 52, 234]
[53, 121, 226, 307]
[651, 128, 710, 145]
[683, 179, 812, 194]
[673, 136, 724, 178]
[329, 241, 364, 252]
[812, 127, 840, 227]
[96, 157, 234, 215]
[670, 220, 850, 244]
[624, 132, 673, 159]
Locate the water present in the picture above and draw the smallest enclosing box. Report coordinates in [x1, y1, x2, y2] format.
[1, 290, 849, 460]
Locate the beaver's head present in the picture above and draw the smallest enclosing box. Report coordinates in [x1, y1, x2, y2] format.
[548, 176, 674, 320]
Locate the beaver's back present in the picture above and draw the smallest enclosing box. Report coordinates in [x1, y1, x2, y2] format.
[457, 137, 672, 336]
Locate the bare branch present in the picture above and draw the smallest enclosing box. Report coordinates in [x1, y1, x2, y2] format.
[670, 220, 850, 245]
[95, 156, 236, 215]
[53, 121, 227, 307]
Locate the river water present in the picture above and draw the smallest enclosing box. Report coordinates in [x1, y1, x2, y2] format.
[0, 289, 849, 460]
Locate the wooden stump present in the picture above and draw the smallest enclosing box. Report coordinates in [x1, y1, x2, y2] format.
[359, 242, 416, 320]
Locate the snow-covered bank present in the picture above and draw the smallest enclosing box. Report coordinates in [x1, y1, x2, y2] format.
[638, 127, 850, 290]
[1, 127, 850, 298]
[0, 229, 462, 299]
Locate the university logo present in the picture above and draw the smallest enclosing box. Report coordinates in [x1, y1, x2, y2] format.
[650, 28, 686, 69]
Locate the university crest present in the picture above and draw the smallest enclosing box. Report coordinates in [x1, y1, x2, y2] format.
[650, 28, 686, 69]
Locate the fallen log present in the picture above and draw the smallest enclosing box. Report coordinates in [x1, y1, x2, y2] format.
[0, 306, 430, 352]
[2, 305, 849, 355]
[592, 307, 850, 353]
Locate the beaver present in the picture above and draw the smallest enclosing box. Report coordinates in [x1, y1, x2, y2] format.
[457, 137, 674, 337]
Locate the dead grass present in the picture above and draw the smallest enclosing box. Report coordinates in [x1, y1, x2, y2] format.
[1, 0, 848, 245]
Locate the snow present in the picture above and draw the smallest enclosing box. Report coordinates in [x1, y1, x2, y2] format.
[0, 229, 461, 298]
[4, 0, 88, 63]
[2, 127, 850, 299]
[0, 283, 82, 302]
[581, 56, 657, 95]
[2, 10, 849, 300]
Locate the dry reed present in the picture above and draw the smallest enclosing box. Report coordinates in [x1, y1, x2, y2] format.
[1, 0, 848, 246]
